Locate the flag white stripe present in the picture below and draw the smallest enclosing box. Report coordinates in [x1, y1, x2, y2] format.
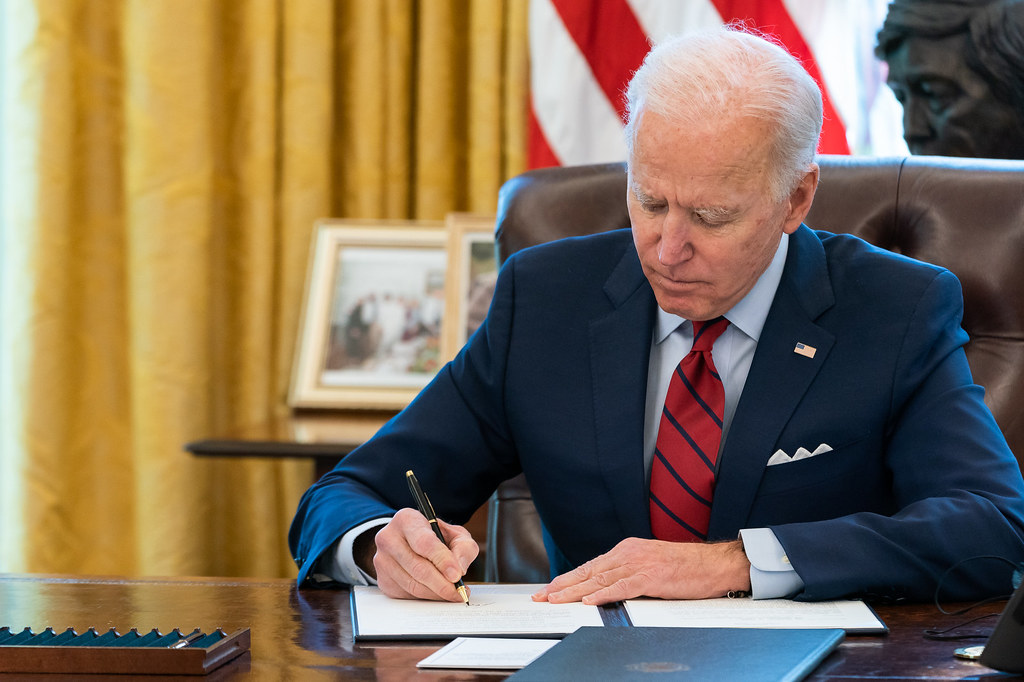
[783, 1, 856, 136]
[627, 0, 723, 43]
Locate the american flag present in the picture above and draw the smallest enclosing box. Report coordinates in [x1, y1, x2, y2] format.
[528, 0, 907, 169]
[794, 342, 817, 359]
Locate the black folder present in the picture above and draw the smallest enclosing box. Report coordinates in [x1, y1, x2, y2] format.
[509, 626, 844, 681]
[980, 577, 1024, 673]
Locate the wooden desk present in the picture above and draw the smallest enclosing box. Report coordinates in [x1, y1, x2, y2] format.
[0, 573, 1006, 680]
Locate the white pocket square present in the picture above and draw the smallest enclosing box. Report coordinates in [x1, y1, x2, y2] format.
[767, 443, 833, 466]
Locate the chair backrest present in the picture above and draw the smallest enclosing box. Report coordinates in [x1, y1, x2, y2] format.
[485, 155, 1024, 582]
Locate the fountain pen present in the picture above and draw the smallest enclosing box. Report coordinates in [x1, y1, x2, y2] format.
[405, 470, 470, 605]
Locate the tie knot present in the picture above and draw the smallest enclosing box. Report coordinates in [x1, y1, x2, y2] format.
[691, 317, 728, 353]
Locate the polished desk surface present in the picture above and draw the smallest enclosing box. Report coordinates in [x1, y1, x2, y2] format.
[0, 573, 1009, 681]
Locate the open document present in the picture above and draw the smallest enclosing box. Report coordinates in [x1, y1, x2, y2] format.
[624, 597, 886, 634]
[351, 584, 604, 640]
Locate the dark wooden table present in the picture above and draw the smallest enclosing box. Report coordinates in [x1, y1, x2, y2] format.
[0, 573, 1012, 680]
[184, 411, 394, 480]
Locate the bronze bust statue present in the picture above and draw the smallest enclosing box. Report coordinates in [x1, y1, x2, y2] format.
[876, 0, 1024, 158]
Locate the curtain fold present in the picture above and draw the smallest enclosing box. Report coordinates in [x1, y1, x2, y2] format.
[0, 0, 528, 578]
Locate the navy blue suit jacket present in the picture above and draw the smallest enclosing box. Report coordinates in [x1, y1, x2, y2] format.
[289, 226, 1024, 601]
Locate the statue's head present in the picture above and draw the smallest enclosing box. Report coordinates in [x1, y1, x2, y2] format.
[876, 0, 1024, 158]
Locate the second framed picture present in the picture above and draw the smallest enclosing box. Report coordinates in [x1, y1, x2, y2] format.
[290, 219, 448, 410]
[442, 213, 497, 360]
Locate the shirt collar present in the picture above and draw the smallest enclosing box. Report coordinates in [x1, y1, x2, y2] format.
[654, 232, 790, 344]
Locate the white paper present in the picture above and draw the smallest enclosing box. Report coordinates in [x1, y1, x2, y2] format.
[624, 597, 885, 632]
[352, 583, 604, 638]
[417, 637, 559, 670]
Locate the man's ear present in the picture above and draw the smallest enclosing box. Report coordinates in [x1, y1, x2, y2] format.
[782, 164, 820, 235]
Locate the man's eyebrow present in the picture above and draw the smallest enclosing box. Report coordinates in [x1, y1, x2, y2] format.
[629, 182, 662, 203]
[693, 205, 738, 222]
[896, 67, 957, 86]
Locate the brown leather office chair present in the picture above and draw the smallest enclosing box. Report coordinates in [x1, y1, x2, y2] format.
[484, 155, 1024, 583]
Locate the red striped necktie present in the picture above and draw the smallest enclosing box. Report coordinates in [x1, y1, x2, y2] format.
[649, 317, 729, 542]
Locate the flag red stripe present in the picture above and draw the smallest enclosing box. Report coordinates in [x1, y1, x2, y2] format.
[549, 0, 650, 122]
[709, 0, 851, 154]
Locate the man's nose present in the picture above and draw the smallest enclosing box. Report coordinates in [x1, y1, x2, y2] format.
[902, 96, 933, 147]
[658, 217, 694, 265]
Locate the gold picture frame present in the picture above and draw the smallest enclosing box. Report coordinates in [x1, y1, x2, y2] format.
[442, 213, 497, 361]
[289, 219, 448, 410]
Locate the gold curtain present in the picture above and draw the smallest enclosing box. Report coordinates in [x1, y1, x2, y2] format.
[0, 0, 528, 577]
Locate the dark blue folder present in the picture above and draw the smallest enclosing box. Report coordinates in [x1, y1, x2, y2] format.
[510, 626, 845, 681]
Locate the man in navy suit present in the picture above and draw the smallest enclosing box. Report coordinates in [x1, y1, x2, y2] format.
[289, 26, 1024, 604]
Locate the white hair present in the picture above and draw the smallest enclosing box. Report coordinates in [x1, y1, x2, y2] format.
[624, 26, 823, 202]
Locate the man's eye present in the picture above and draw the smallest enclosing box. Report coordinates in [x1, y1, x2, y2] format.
[916, 80, 960, 113]
[692, 210, 730, 227]
[919, 80, 952, 98]
[641, 201, 667, 213]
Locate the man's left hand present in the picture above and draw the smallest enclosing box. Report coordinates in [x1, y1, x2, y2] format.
[531, 538, 751, 605]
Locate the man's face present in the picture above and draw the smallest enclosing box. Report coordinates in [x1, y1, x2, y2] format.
[628, 110, 816, 321]
[885, 33, 1024, 158]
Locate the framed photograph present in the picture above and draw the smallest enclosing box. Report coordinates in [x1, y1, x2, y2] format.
[289, 219, 448, 409]
[442, 213, 497, 360]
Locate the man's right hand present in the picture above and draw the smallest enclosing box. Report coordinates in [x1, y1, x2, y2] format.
[364, 507, 478, 602]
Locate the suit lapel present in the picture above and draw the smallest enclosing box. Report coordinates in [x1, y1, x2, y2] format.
[589, 245, 657, 540]
[709, 226, 836, 537]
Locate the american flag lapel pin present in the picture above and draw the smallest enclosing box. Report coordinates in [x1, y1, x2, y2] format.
[794, 342, 817, 359]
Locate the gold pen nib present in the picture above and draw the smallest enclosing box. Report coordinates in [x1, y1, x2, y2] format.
[457, 585, 470, 605]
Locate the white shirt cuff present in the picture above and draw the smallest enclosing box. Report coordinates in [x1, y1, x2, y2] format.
[316, 518, 391, 585]
[739, 527, 804, 599]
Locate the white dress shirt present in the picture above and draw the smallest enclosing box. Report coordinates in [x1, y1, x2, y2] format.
[644, 233, 801, 598]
